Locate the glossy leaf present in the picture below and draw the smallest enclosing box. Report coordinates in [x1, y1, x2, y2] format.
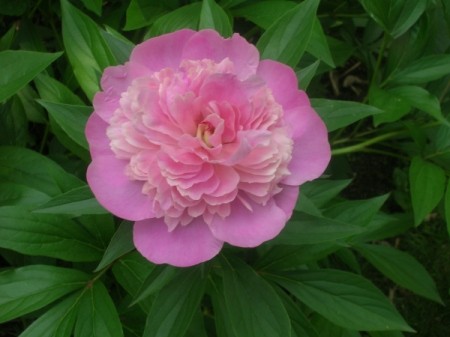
[143, 267, 207, 337]
[257, 0, 319, 67]
[221, 257, 291, 337]
[0, 50, 61, 102]
[409, 157, 446, 226]
[0, 206, 103, 261]
[199, 0, 232, 37]
[0, 265, 88, 323]
[271, 269, 413, 332]
[75, 281, 124, 337]
[311, 99, 383, 132]
[356, 243, 442, 303]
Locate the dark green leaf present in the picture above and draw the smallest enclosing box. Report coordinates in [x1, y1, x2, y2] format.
[131, 265, 177, 305]
[271, 269, 413, 332]
[19, 291, 82, 337]
[0, 96, 28, 146]
[199, 0, 232, 37]
[307, 19, 335, 67]
[0, 265, 88, 323]
[221, 257, 291, 337]
[101, 27, 135, 64]
[0, 182, 50, 207]
[446, 180, 450, 237]
[232, 1, 296, 30]
[257, 0, 319, 67]
[143, 267, 207, 337]
[300, 179, 352, 208]
[124, 0, 167, 31]
[356, 243, 442, 303]
[370, 86, 411, 126]
[409, 157, 446, 226]
[17, 85, 46, 124]
[95, 221, 135, 272]
[34, 74, 84, 105]
[0, 206, 103, 262]
[79, 0, 102, 15]
[0, 50, 61, 102]
[311, 99, 383, 132]
[75, 281, 124, 337]
[0, 146, 83, 196]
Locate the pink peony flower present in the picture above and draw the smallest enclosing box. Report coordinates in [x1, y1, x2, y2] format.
[86, 29, 331, 267]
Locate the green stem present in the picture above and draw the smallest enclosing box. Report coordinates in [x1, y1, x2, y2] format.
[332, 130, 407, 156]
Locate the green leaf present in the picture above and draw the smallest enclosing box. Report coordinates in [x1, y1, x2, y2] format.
[409, 157, 446, 226]
[359, 0, 427, 38]
[95, 221, 135, 272]
[124, 0, 167, 31]
[355, 243, 442, 303]
[147, 3, 202, 37]
[17, 85, 47, 124]
[0, 182, 50, 207]
[34, 185, 107, 216]
[0, 146, 83, 196]
[38, 101, 90, 150]
[79, 0, 102, 15]
[19, 291, 82, 337]
[34, 74, 84, 105]
[311, 99, 383, 132]
[297, 60, 320, 90]
[300, 179, 352, 208]
[272, 213, 363, 245]
[0, 96, 28, 146]
[220, 257, 291, 337]
[307, 19, 335, 67]
[257, 0, 319, 67]
[131, 265, 177, 305]
[0, 50, 61, 102]
[0, 265, 88, 323]
[370, 86, 411, 126]
[143, 267, 207, 337]
[75, 281, 124, 337]
[389, 54, 450, 85]
[61, 0, 116, 100]
[446, 180, 450, 237]
[0, 25, 16, 51]
[101, 27, 135, 64]
[388, 86, 448, 125]
[199, 0, 232, 37]
[311, 314, 361, 337]
[0, 206, 103, 262]
[270, 269, 413, 332]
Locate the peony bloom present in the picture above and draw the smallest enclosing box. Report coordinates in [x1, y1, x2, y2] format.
[86, 29, 330, 267]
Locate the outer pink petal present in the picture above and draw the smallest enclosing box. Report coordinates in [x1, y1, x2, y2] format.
[130, 29, 197, 72]
[274, 185, 299, 218]
[210, 197, 289, 247]
[85, 113, 111, 157]
[133, 217, 223, 267]
[182, 30, 260, 79]
[87, 155, 155, 221]
[283, 108, 331, 186]
[257, 59, 307, 110]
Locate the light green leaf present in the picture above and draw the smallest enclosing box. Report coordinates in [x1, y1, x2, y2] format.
[34, 185, 107, 216]
[19, 291, 82, 337]
[38, 101, 90, 150]
[311, 99, 383, 132]
[257, 0, 319, 67]
[271, 269, 413, 332]
[75, 281, 124, 337]
[356, 243, 442, 303]
[95, 221, 135, 272]
[143, 267, 206, 337]
[35, 73, 84, 105]
[307, 18, 335, 67]
[300, 179, 352, 208]
[0, 206, 103, 262]
[199, 0, 232, 37]
[409, 157, 446, 226]
[389, 54, 450, 85]
[61, 0, 116, 100]
[0, 265, 88, 323]
[101, 26, 135, 64]
[0, 50, 61, 102]
[370, 86, 411, 126]
[0, 146, 83, 196]
[221, 257, 291, 337]
[273, 213, 363, 245]
[297, 60, 320, 90]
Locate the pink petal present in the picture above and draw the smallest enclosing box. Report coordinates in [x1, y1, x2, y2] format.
[85, 113, 111, 157]
[257, 59, 308, 110]
[130, 29, 196, 72]
[274, 185, 299, 218]
[87, 155, 155, 221]
[210, 197, 289, 247]
[283, 108, 331, 185]
[182, 30, 260, 80]
[133, 217, 223, 267]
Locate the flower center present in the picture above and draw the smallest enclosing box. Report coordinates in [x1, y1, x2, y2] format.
[196, 121, 215, 147]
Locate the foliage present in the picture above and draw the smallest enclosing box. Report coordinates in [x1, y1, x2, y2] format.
[0, 0, 449, 336]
